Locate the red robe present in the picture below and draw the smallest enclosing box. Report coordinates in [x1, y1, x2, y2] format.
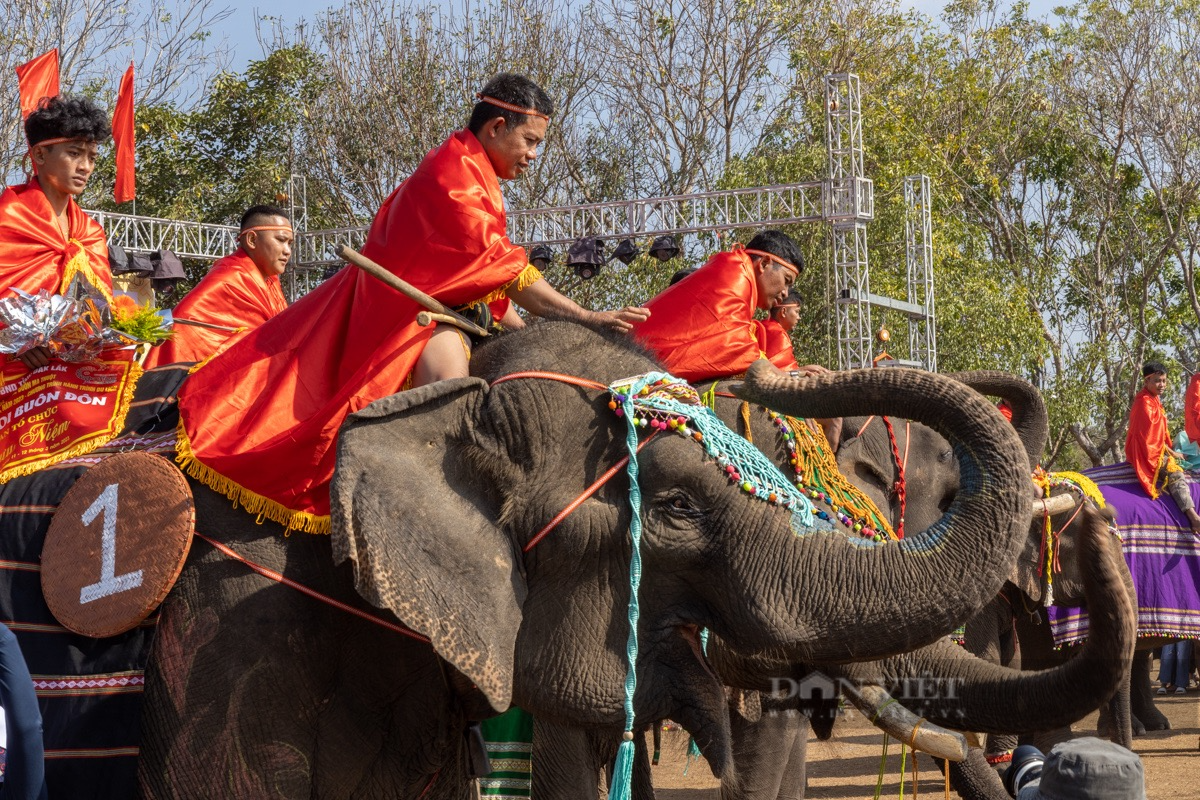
[175, 130, 537, 531]
[633, 248, 765, 381]
[1186, 374, 1200, 445]
[145, 249, 287, 368]
[0, 179, 112, 303]
[1126, 388, 1173, 498]
[762, 318, 800, 372]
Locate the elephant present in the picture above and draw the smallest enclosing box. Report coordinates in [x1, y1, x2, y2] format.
[131, 322, 1036, 798]
[528, 370, 1134, 800]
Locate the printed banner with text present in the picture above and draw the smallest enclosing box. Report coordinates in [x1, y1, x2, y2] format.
[0, 349, 141, 482]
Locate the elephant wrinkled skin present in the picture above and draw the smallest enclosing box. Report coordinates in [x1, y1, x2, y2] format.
[137, 323, 1032, 798]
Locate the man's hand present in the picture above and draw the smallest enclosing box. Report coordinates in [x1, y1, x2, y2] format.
[795, 363, 829, 378]
[17, 346, 51, 370]
[589, 306, 651, 334]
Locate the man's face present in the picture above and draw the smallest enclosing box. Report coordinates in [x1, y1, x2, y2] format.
[243, 216, 294, 277]
[754, 260, 795, 311]
[479, 116, 548, 180]
[34, 140, 98, 197]
[774, 303, 800, 330]
[1144, 372, 1168, 396]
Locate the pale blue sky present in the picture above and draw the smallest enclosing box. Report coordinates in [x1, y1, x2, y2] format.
[219, 0, 1062, 72]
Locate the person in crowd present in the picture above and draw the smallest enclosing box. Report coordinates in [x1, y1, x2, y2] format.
[173, 73, 649, 532]
[1125, 362, 1200, 534]
[1003, 738, 1146, 800]
[145, 205, 292, 367]
[762, 289, 802, 372]
[1157, 638, 1192, 694]
[0, 96, 112, 370]
[0, 622, 47, 799]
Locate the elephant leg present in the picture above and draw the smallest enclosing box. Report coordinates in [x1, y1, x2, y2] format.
[531, 718, 608, 799]
[721, 707, 807, 800]
[1130, 648, 1171, 732]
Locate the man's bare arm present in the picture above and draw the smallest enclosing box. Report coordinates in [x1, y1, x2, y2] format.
[508, 278, 649, 333]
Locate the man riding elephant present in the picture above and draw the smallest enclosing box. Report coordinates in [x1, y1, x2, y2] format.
[172, 73, 649, 534]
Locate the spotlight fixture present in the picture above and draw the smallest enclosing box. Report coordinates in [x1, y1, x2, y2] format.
[611, 238, 641, 265]
[649, 235, 680, 262]
[567, 236, 605, 280]
[529, 244, 554, 271]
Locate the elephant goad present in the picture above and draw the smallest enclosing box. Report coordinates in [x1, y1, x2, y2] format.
[137, 322, 1031, 798]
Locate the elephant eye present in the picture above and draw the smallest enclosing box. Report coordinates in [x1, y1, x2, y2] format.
[663, 491, 702, 517]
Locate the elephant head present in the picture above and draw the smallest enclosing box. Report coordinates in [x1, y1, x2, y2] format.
[330, 322, 1032, 773]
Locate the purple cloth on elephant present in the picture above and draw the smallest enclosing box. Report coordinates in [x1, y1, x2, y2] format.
[1048, 463, 1200, 647]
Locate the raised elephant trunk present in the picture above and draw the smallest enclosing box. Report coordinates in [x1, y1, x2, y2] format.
[736, 361, 1032, 660]
[844, 504, 1135, 735]
[949, 370, 1049, 469]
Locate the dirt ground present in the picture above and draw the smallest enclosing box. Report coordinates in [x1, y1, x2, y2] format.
[651, 692, 1200, 798]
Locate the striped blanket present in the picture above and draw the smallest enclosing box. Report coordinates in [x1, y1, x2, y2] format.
[1047, 462, 1200, 647]
[0, 363, 187, 799]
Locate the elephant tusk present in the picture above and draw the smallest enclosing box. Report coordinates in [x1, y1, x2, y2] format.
[841, 682, 969, 762]
[1036, 491, 1079, 517]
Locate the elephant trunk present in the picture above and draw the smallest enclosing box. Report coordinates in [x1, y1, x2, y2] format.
[849, 504, 1135, 734]
[949, 370, 1049, 469]
[737, 361, 1031, 660]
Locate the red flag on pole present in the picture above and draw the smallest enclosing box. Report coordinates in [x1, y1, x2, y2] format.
[113, 63, 136, 204]
[15, 49, 60, 120]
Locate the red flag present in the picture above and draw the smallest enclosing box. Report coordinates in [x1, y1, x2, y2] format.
[15, 49, 60, 120]
[113, 63, 136, 204]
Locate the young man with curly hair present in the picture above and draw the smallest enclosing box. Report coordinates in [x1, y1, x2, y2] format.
[0, 95, 113, 370]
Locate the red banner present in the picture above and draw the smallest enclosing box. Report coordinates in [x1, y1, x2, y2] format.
[112, 63, 136, 204]
[15, 49, 60, 120]
[0, 349, 142, 482]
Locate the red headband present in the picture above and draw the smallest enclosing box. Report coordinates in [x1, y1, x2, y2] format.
[739, 246, 799, 278]
[26, 137, 93, 176]
[476, 94, 550, 121]
[238, 224, 294, 240]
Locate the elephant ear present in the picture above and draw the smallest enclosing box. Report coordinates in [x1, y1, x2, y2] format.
[331, 377, 524, 713]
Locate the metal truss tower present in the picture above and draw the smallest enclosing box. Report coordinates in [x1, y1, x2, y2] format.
[905, 175, 937, 372]
[826, 74, 876, 370]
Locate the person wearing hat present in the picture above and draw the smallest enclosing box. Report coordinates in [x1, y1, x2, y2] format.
[0, 95, 113, 370]
[762, 289, 802, 372]
[172, 73, 648, 534]
[1005, 738, 1146, 800]
[1126, 361, 1200, 534]
[144, 205, 292, 368]
[633, 230, 804, 382]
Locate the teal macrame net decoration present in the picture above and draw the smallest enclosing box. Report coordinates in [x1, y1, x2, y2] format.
[605, 371, 816, 800]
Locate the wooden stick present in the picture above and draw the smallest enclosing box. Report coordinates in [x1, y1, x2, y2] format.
[417, 310, 481, 335]
[336, 245, 488, 337]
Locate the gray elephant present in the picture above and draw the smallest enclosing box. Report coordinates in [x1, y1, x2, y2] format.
[529, 370, 1135, 800]
[133, 323, 1035, 798]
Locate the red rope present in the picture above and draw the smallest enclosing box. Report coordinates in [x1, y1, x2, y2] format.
[523, 431, 659, 552]
[192, 532, 432, 643]
[882, 416, 908, 539]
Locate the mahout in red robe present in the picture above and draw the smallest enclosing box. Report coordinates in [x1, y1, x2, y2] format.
[175, 130, 539, 532]
[145, 249, 287, 368]
[633, 247, 765, 382]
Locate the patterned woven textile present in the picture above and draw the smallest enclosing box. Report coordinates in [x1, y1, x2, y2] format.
[1047, 462, 1200, 647]
[0, 364, 186, 798]
[479, 707, 533, 799]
